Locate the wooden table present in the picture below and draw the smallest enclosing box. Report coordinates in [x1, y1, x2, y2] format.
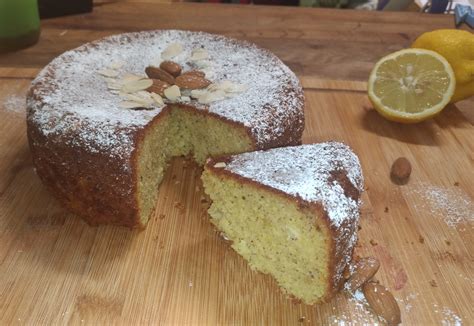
[1, 3, 472, 325]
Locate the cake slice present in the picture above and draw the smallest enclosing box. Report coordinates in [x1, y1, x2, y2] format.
[202, 142, 364, 304]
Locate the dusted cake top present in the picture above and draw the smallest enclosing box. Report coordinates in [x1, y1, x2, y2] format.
[212, 142, 364, 228]
[27, 30, 304, 158]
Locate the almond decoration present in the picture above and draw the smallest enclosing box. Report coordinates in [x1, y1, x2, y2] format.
[161, 43, 183, 60]
[100, 42, 250, 109]
[146, 79, 170, 96]
[345, 257, 380, 293]
[164, 85, 181, 101]
[98, 69, 120, 78]
[175, 74, 211, 90]
[362, 282, 401, 325]
[190, 48, 209, 61]
[121, 78, 153, 93]
[106, 81, 122, 90]
[214, 162, 227, 168]
[122, 73, 143, 82]
[145, 66, 175, 85]
[181, 70, 206, 78]
[149, 92, 165, 107]
[160, 61, 182, 77]
[194, 60, 212, 69]
[119, 101, 146, 110]
[197, 89, 226, 104]
[120, 91, 154, 107]
[200, 67, 215, 79]
[108, 61, 125, 70]
[215, 80, 248, 94]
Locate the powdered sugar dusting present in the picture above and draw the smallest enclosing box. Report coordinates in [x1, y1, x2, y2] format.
[433, 304, 463, 326]
[3, 94, 25, 115]
[27, 30, 303, 158]
[222, 142, 364, 228]
[408, 183, 474, 229]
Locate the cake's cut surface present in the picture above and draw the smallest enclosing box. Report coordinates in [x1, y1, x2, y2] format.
[26, 30, 304, 227]
[202, 142, 364, 304]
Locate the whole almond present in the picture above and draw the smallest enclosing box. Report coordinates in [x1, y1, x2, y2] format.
[146, 79, 170, 96]
[175, 74, 211, 90]
[390, 157, 412, 185]
[362, 282, 401, 325]
[181, 70, 205, 78]
[159, 61, 182, 77]
[345, 257, 380, 293]
[145, 66, 175, 85]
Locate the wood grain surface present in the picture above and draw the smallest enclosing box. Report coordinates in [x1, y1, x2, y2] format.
[1, 3, 473, 325]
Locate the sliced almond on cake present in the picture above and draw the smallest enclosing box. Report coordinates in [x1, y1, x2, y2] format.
[122, 73, 144, 82]
[197, 89, 226, 104]
[189, 48, 209, 61]
[119, 101, 146, 109]
[164, 85, 181, 101]
[161, 43, 183, 60]
[108, 61, 125, 70]
[98, 69, 120, 78]
[121, 78, 153, 93]
[149, 92, 165, 107]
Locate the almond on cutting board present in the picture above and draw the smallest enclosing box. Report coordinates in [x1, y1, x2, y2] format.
[159, 61, 182, 77]
[175, 73, 211, 90]
[390, 157, 412, 185]
[363, 282, 401, 325]
[345, 257, 380, 293]
[145, 66, 175, 85]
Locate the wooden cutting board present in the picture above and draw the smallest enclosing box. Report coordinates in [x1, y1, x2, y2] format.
[0, 72, 472, 325]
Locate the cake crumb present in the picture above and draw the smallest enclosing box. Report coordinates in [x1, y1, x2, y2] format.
[369, 239, 378, 246]
[418, 235, 425, 244]
[429, 279, 437, 287]
[357, 225, 362, 231]
[384, 206, 389, 213]
[174, 202, 185, 211]
[453, 182, 459, 187]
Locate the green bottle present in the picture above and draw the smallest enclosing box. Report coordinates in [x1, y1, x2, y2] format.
[0, 0, 40, 53]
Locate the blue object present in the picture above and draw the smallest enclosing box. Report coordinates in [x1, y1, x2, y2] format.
[429, 0, 449, 13]
[455, 5, 474, 28]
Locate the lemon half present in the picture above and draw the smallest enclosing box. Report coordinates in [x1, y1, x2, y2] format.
[368, 48, 455, 123]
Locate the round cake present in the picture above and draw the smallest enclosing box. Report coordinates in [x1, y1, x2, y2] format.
[27, 30, 305, 228]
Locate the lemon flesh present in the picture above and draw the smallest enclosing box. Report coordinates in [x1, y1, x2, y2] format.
[368, 49, 455, 123]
